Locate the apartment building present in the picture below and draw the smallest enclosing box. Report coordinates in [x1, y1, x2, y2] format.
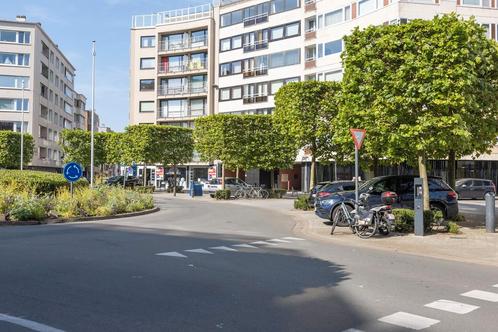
[73, 93, 87, 130]
[0, 16, 76, 171]
[130, 0, 498, 188]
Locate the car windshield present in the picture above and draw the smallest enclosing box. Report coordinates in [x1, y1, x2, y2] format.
[358, 178, 378, 191]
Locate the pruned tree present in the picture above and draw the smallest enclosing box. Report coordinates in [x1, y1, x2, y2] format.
[0, 131, 34, 169]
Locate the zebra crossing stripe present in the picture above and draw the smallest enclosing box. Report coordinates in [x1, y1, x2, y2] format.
[233, 244, 258, 248]
[185, 249, 213, 254]
[461, 290, 498, 302]
[282, 237, 305, 241]
[251, 241, 277, 246]
[378, 312, 439, 330]
[210, 246, 238, 252]
[267, 239, 290, 243]
[156, 252, 187, 258]
[424, 299, 479, 314]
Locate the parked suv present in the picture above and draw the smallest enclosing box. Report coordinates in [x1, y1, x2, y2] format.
[315, 175, 458, 222]
[455, 178, 496, 200]
[309, 181, 356, 207]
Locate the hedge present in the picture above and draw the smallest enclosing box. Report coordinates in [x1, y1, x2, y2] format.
[294, 195, 311, 210]
[0, 169, 88, 194]
[214, 189, 231, 200]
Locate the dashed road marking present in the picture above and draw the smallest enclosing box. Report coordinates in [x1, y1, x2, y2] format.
[424, 299, 479, 314]
[232, 244, 258, 249]
[378, 312, 439, 330]
[156, 251, 187, 258]
[210, 246, 238, 252]
[0, 313, 65, 332]
[461, 290, 498, 302]
[185, 249, 213, 254]
[268, 239, 290, 243]
[282, 237, 305, 241]
[341, 329, 365, 332]
[251, 241, 277, 246]
[493, 284, 498, 288]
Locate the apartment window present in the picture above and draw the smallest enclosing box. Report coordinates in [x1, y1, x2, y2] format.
[140, 58, 155, 69]
[191, 30, 207, 47]
[64, 101, 73, 114]
[219, 61, 242, 76]
[60, 97, 63, 107]
[220, 88, 231, 101]
[324, 70, 343, 81]
[65, 69, 74, 83]
[324, 39, 342, 56]
[270, 0, 299, 14]
[41, 62, 49, 79]
[286, 22, 300, 36]
[60, 79, 64, 90]
[140, 79, 155, 91]
[269, 49, 300, 68]
[220, 38, 231, 51]
[56, 57, 59, 69]
[54, 94, 59, 106]
[140, 36, 156, 48]
[0, 30, 30, 44]
[50, 51, 54, 64]
[61, 63, 65, 74]
[160, 99, 187, 117]
[344, 6, 351, 20]
[139, 101, 155, 112]
[0, 52, 29, 66]
[221, 9, 243, 27]
[270, 26, 284, 40]
[358, 0, 377, 16]
[270, 81, 284, 94]
[64, 85, 74, 99]
[41, 41, 50, 58]
[0, 98, 28, 111]
[49, 90, 53, 102]
[325, 9, 343, 26]
[190, 99, 205, 115]
[49, 70, 54, 83]
[0, 75, 29, 89]
[462, 0, 480, 4]
[40, 83, 48, 98]
[55, 75, 59, 88]
[40, 105, 48, 119]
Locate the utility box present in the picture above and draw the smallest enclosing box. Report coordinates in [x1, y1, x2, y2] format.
[414, 177, 424, 236]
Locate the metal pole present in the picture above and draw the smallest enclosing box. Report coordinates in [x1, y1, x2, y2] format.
[355, 146, 359, 204]
[20, 80, 25, 170]
[90, 41, 96, 188]
[70, 182, 73, 198]
[485, 192, 495, 233]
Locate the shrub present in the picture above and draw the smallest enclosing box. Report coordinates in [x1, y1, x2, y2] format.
[134, 185, 155, 194]
[0, 169, 88, 194]
[52, 189, 79, 219]
[294, 195, 310, 210]
[214, 189, 231, 200]
[448, 221, 460, 234]
[8, 195, 47, 221]
[392, 209, 434, 233]
[448, 214, 466, 222]
[269, 189, 287, 199]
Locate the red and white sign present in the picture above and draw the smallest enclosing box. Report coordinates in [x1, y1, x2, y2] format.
[350, 129, 366, 150]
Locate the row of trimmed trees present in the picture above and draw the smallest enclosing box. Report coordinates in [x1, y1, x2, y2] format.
[195, 14, 498, 211]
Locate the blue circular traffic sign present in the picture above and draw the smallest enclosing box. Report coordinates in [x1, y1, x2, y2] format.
[63, 162, 83, 182]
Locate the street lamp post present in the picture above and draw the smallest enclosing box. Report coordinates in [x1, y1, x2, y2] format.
[20, 80, 25, 170]
[90, 41, 96, 188]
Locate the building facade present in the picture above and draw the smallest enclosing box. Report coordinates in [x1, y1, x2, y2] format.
[130, 0, 498, 189]
[0, 16, 77, 170]
[73, 93, 87, 130]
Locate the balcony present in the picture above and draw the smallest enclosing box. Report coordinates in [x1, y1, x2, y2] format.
[159, 37, 208, 53]
[243, 94, 268, 104]
[304, 0, 316, 12]
[243, 39, 269, 52]
[243, 12, 268, 27]
[305, 29, 316, 41]
[158, 84, 208, 96]
[242, 66, 268, 78]
[158, 107, 206, 119]
[158, 60, 207, 75]
[305, 58, 316, 69]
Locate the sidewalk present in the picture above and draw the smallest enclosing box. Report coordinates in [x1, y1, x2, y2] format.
[167, 193, 498, 267]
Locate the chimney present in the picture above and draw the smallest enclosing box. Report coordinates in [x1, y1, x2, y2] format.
[16, 15, 27, 22]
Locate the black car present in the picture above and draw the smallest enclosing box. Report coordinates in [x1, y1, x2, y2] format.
[105, 175, 140, 187]
[455, 178, 496, 200]
[315, 175, 459, 221]
[308, 181, 356, 207]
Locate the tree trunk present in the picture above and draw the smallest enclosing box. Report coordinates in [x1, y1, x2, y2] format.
[143, 163, 147, 187]
[418, 155, 430, 211]
[173, 164, 177, 197]
[221, 163, 225, 190]
[236, 167, 239, 180]
[310, 156, 316, 193]
[447, 150, 456, 189]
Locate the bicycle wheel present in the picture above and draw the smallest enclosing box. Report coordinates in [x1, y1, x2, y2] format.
[260, 189, 269, 199]
[354, 217, 378, 239]
[331, 205, 349, 235]
[234, 189, 243, 199]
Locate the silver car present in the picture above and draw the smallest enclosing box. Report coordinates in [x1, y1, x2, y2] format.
[208, 177, 245, 197]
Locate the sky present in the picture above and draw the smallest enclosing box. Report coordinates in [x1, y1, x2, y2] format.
[1, 0, 208, 131]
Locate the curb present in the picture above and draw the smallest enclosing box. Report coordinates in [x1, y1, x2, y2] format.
[0, 207, 160, 226]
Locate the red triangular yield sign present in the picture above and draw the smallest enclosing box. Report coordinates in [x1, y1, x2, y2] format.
[350, 129, 366, 150]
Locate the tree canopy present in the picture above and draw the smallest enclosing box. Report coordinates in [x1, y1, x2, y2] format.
[0, 131, 34, 169]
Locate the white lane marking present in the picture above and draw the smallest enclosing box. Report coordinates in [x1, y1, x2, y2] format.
[461, 290, 498, 302]
[424, 299, 479, 314]
[378, 312, 439, 330]
[185, 249, 213, 254]
[156, 251, 187, 258]
[493, 284, 498, 288]
[0, 313, 65, 332]
[268, 239, 290, 243]
[282, 237, 305, 241]
[210, 246, 238, 252]
[232, 244, 258, 248]
[251, 241, 277, 246]
[342, 329, 365, 332]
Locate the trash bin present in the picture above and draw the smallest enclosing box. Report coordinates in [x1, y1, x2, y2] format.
[189, 182, 203, 197]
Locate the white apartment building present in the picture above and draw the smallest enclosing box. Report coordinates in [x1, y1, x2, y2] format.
[0, 16, 76, 171]
[73, 93, 87, 130]
[130, 0, 498, 189]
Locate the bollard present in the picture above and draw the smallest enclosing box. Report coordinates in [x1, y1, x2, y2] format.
[485, 192, 496, 233]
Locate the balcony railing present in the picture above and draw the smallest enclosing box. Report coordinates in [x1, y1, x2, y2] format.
[243, 94, 268, 104]
[305, 29, 316, 40]
[243, 12, 269, 27]
[243, 39, 269, 52]
[158, 84, 208, 96]
[159, 36, 208, 52]
[158, 60, 207, 74]
[242, 66, 268, 78]
[158, 107, 206, 118]
[131, 4, 212, 28]
[304, 0, 316, 11]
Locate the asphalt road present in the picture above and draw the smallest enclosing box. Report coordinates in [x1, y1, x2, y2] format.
[0, 195, 497, 332]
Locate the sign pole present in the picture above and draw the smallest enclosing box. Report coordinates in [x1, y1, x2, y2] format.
[350, 128, 366, 207]
[355, 145, 359, 205]
[70, 182, 73, 198]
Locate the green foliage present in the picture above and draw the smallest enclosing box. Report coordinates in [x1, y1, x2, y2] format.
[122, 125, 162, 165]
[194, 114, 296, 171]
[214, 189, 231, 200]
[8, 195, 48, 221]
[134, 185, 155, 194]
[0, 169, 87, 194]
[392, 209, 441, 233]
[59, 129, 117, 167]
[166, 186, 183, 193]
[448, 221, 460, 234]
[156, 126, 194, 166]
[269, 189, 287, 199]
[294, 195, 311, 210]
[0, 131, 34, 168]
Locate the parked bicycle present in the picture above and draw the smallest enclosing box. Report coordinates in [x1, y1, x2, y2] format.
[234, 183, 269, 199]
[331, 191, 397, 239]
